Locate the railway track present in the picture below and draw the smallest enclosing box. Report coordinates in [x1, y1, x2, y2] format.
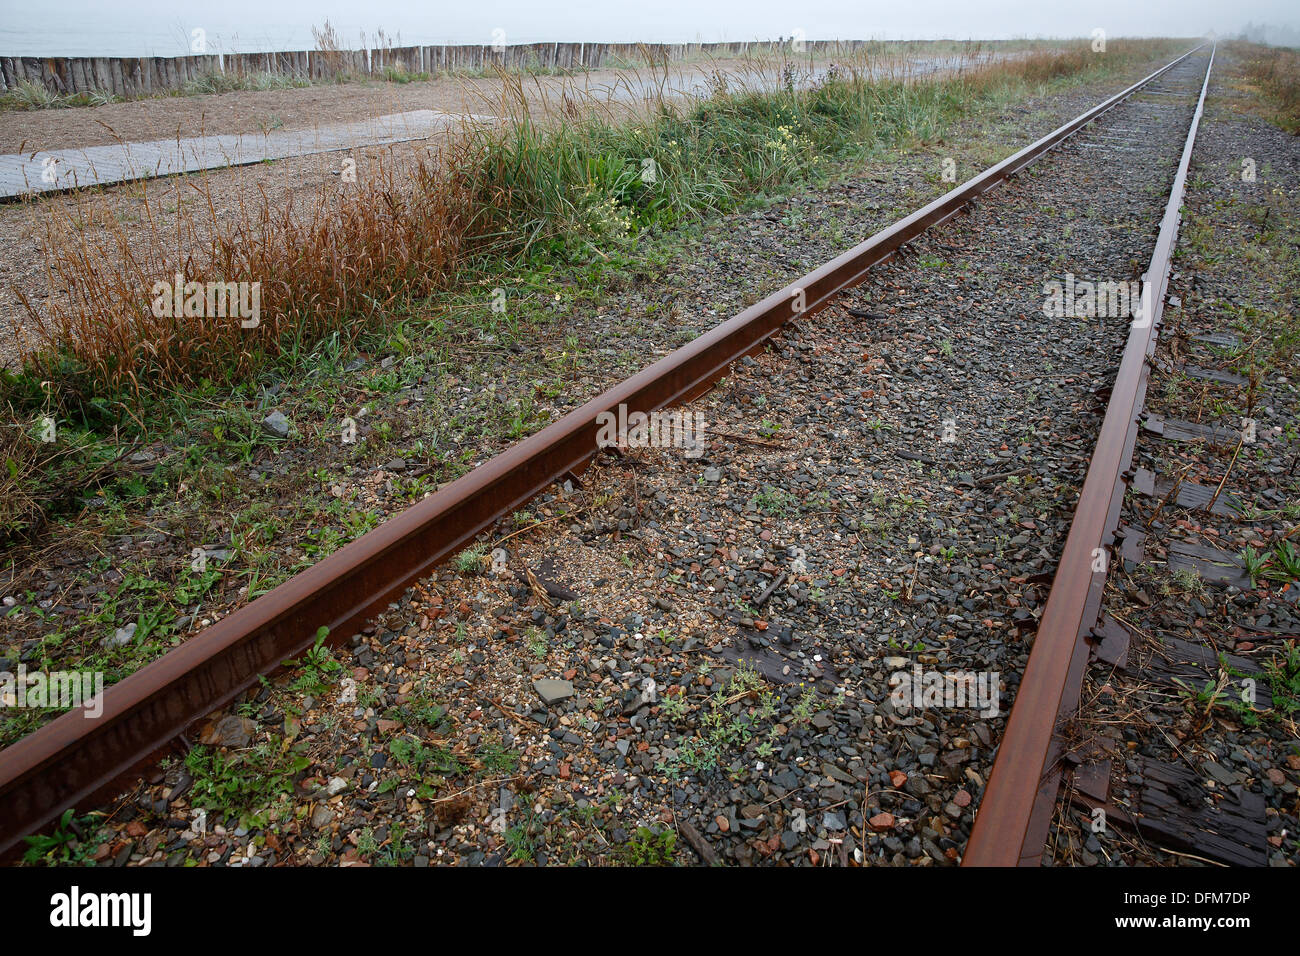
[6, 41, 1287, 868]
[963, 44, 1220, 865]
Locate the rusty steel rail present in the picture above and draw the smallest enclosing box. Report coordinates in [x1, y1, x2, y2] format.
[0, 45, 1204, 854]
[963, 44, 1216, 867]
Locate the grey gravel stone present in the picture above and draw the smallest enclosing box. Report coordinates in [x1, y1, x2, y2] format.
[261, 410, 290, 439]
[533, 678, 575, 705]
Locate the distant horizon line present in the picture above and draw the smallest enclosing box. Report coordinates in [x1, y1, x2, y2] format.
[0, 33, 1213, 59]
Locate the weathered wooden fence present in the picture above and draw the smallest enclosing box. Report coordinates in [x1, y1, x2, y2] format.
[0, 40, 867, 97]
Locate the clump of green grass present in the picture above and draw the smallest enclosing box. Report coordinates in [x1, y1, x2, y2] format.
[388, 736, 466, 776]
[21, 808, 106, 866]
[751, 485, 798, 517]
[1240, 540, 1300, 589]
[476, 740, 520, 773]
[183, 70, 245, 95]
[283, 626, 342, 701]
[504, 809, 542, 863]
[380, 66, 430, 84]
[183, 71, 312, 96]
[452, 542, 489, 574]
[526, 626, 549, 658]
[0, 411, 112, 545]
[0, 72, 312, 112]
[0, 79, 62, 110]
[1263, 641, 1300, 720]
[184, 738, 311, 823]
[656, 660, 809, 777]
[621, 825, 676, 865]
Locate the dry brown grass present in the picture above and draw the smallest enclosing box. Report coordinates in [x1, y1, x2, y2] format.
[955, 38, 1186, 94]
[12, 144, 474, 402]
[1232, 40, 1300, 134]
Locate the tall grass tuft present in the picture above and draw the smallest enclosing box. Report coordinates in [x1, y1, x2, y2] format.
[1, 79, 66, 110]
[11, 149, 473, 410]
[182, 71, 310, 95]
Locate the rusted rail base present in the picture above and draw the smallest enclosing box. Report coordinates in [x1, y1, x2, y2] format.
[962, 44, 1216, 867]
[0, 46, 1202, 855]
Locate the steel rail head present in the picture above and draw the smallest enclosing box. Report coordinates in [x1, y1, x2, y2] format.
[962, 43, 1217, 868]
[0, 44, 1208, 854]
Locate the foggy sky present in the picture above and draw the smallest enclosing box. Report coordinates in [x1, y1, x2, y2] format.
[1, 0, 1297, 56]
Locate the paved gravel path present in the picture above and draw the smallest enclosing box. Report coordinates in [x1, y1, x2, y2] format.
[0, 109, 490, 198]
